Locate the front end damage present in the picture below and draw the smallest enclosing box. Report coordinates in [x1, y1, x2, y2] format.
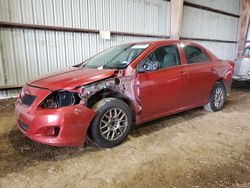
[16, 69, 141, 146]
[79, 70, 142, 122]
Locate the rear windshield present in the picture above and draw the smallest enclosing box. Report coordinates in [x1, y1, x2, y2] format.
[243, 48, 250, 56]
[79, 44, 149, 69]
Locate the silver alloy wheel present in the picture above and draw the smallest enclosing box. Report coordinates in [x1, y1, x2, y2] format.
[213, 87, 224, 108]
[99, 108, 128, 141]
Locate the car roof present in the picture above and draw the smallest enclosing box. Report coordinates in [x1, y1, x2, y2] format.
[124, 39, 202, 47]
[126, 39, 218, 68]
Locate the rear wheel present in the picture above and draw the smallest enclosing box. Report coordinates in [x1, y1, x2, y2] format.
[204, 82, 226, 112]
[89, 98, 132, 147]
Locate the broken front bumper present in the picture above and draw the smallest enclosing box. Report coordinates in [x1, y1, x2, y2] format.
[15, 100, 96, 147]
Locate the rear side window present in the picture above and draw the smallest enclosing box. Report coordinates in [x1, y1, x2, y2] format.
[183, 45, 210, 64]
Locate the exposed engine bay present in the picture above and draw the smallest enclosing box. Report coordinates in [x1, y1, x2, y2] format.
[40, 70, 142, 122]
[79, 71, 142, 118]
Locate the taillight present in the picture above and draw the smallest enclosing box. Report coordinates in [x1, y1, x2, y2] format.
[229, 60, 234, 70]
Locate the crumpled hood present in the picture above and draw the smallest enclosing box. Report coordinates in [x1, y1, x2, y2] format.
[28, 67, 116, 90]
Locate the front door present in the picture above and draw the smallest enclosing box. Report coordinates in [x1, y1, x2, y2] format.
[137, 44, 189, 121]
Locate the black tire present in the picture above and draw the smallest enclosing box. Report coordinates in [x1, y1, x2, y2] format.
[204, 82, 226, 112]
[89, 98, 132, 148]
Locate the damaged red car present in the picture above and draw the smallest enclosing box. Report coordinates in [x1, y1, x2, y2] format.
[15, 40, 234, 147]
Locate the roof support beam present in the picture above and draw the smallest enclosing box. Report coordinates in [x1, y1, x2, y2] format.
[0, 22, 169, 39]
[237, 0, 250, 57]
[170, 0, 184, 39]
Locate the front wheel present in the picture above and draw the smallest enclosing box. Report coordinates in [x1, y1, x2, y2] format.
[204, 82, 226, 112]
[89, 98, 132, 148]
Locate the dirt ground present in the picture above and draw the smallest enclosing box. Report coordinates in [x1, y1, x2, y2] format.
[0, 82, 250, 188]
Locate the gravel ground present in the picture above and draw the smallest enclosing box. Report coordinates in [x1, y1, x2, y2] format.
[0, 82, 250, 188]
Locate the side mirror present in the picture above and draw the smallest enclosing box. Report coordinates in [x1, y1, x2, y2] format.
[137, 62, 150, 73]
[137, 60, 160, 73]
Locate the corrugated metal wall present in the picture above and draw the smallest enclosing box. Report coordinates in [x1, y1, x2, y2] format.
[184, 0, 240, 15]
[0, 0, 170, 34]
[181, 0, 240, 60]
[0, 0, 244, 99]
[0, 0, 171, 98]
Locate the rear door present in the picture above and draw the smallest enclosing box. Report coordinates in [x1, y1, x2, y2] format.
[137, 44, 189, 121]
[180, 43, 217, 106]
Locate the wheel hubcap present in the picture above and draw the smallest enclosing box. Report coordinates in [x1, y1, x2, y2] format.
[213, 87, 224, 108]
[99, 108, 128, 141]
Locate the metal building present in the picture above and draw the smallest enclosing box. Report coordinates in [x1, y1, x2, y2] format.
[181, 0, 240, 60]
[0, 0, 243, 98]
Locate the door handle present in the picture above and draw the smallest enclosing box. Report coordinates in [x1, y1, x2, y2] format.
[179, 71, 188, 77]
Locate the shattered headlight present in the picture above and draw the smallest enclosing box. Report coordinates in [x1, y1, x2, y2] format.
[41, 90, 80, 109]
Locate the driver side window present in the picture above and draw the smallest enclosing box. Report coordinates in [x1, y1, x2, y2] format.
[138, 44, 181, 72]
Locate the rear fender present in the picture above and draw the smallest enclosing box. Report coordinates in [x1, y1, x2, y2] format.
[219, 60, 234, 95]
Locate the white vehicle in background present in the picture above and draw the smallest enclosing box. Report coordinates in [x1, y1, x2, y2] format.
[233, 46, 250, 81]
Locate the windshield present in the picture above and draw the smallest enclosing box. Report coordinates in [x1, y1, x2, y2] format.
[80, 43, 149, 69]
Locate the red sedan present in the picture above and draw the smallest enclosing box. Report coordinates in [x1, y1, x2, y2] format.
[15, 40, 234, 147]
